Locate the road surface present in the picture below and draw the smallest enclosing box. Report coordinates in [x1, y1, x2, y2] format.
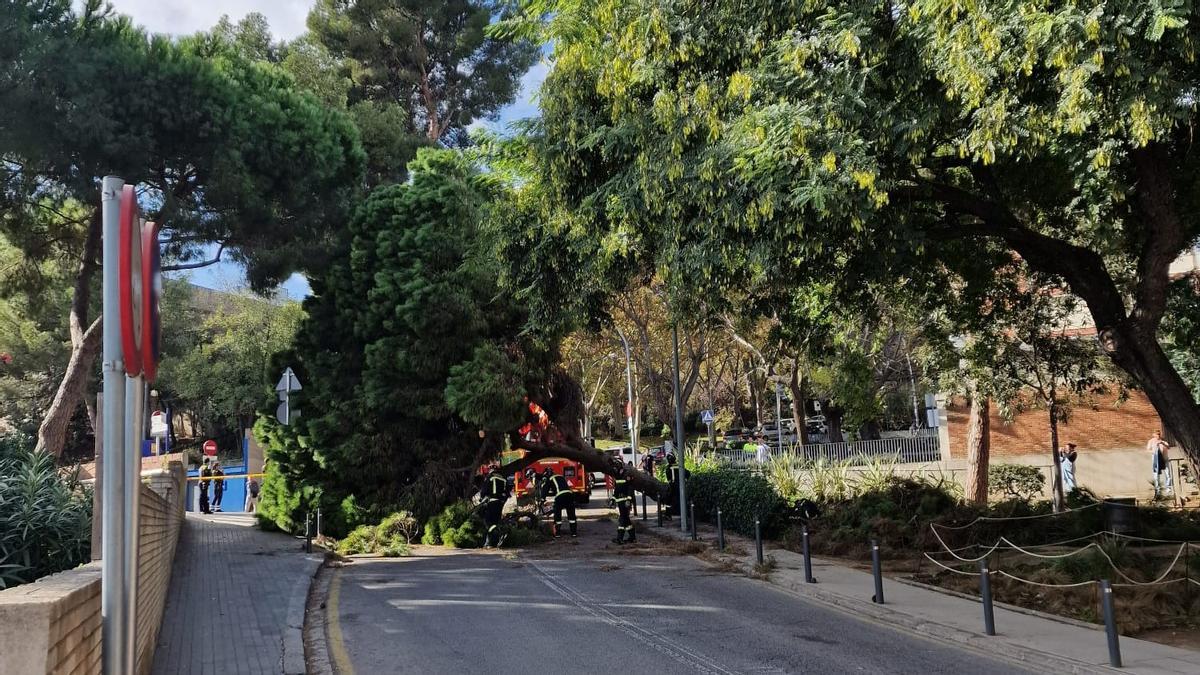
[323, 533, 1030, 674]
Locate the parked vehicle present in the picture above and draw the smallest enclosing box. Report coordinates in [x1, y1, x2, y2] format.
[513, 456, 592, 504]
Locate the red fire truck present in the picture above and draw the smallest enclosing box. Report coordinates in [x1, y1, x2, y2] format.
[513, 454, 592, 504]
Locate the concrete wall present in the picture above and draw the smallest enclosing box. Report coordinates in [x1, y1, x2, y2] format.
[0, 460, 186, 675]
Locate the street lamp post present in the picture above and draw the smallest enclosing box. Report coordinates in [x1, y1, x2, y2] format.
[614, 325, 638, 467]
[672, 323, 688, 533]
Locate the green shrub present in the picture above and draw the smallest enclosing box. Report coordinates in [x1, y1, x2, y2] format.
[802, 477, 967, 556]
[0, 434, 93, 589]
[336, 525, 379, 555]
[689, 469, 788, 538]
[421, 501, 481, 547]
[335, 511, 417, 557]
[989, 464, 1045, 502]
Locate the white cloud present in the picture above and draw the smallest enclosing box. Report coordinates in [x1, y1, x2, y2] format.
[100, 0, 314, 40]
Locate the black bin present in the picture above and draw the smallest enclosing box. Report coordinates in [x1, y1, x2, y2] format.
[1102, 498, 1138, 536]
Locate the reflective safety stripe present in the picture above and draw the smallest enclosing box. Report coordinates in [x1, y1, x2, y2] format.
[614, 496, 631, 502]
[488, 525, 498, 532]
[614, 479, 627, 484]
[556, 491, 572, 498]
[568, 519, 577, 523]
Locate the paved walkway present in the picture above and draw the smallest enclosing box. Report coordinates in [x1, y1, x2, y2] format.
[151, 513, 324, 675]
[648, 514, 1200, 675]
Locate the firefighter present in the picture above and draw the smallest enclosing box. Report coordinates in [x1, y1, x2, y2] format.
[480, 465, 509, 548]
[540, 467, 577, 538]
[198, 458, 212, 514]
[612, 463, 636, 545]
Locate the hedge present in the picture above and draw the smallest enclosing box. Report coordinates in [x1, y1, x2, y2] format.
[688, 469, 788, 538]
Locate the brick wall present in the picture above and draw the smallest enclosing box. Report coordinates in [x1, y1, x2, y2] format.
[0, 460, 185, 675]
[945, 391, 1163, 458]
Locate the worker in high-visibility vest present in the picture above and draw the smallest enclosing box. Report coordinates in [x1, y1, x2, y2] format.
[480, 466, 509, 548]
[612, 463, 636, 545]
[539, 467, 577, 538]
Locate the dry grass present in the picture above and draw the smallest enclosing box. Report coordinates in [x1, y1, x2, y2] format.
[749, 555, 778, 580]
[599, 563, 622, 572]
[616, 538, 707, 557]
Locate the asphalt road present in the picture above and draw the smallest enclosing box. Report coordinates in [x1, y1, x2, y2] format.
[326, 538, 1030, 674]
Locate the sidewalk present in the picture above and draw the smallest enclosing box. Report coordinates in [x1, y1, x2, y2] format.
[151, 513, 324, 675]
[644, 515, 1200, 675]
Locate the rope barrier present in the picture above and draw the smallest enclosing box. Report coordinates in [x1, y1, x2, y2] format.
[922, 553, 989, 576]
[932, 501, 1103, 531]
[993, 571, 1097, 588]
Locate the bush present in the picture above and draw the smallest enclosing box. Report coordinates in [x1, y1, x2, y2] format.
[989, 464, 1045, 502]
[420, 500, 483, 548]
[688, 469, 788, 538]
[0, 434, 93, 588]
[334, 511, 417, 557]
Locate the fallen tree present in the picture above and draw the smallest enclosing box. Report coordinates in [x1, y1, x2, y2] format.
[501, 428, 668, 499]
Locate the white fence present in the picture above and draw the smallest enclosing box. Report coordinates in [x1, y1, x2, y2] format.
[709, 430, 942, 468]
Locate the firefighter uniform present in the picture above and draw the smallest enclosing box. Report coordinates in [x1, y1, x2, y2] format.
[481, 471, 509, 548]
[612, 475, 636, 544]
[664, 458, 688, 518]
[541, 472, 577, 537]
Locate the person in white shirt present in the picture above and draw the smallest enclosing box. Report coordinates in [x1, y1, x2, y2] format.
[1148, 431, 1173, 497]
[1059, 443, 1077, 493]
[756, 436, 770, 464]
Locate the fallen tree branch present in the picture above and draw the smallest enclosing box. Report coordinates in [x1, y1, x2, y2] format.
[498, 430, 669, 499]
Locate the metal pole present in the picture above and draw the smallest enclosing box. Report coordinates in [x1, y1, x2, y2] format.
[802, 526, 815, 583]
[755, 518, 764, 564]
[305, 512, 313, 554]
[316, 507, 322, 538]
[979, 559, 995, 635]
[615, 325, 638, 468]
[689, 502, 697, 540]
[1100, 580, 1122, 667]
[871, 540, 885, 604]
[775, 383, 784, 451]
[716, 509, 725, 551]
[671, 323, 688, 533]
[123, 375, 143, 666]
[101, 176, 131, 675]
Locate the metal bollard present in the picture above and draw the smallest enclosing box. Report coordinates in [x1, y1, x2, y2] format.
[802, 526, 815, 583]
[870, 540, 884, 604]
[657, 498, 663, 527]
[1100, 580, 1122, 667]
[690, 502, 697, 541]
[979, 559, 995, 635]
[304, 512, 313, 554]
[716, 509, 725, 551]
[642, 493, 648, 521]
[755, 518, 764, 564]
[316, 507, 322, 539]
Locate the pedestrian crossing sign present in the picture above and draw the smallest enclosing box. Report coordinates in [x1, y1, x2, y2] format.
[701, 410, 714, 424]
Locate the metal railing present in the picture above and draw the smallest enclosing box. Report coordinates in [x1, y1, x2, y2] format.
[707, 430, 942, 468]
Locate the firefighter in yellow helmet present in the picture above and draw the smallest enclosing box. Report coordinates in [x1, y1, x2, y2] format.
[612, 462, 636, 545]
[480, 465, 509, 548]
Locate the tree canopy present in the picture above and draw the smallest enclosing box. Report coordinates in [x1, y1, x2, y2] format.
[506, 0, 1200, 465]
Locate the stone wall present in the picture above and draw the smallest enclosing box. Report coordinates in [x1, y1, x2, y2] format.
[0, 460, 186, 675]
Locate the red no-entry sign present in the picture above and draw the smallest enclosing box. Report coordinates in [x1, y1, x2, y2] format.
[202, 440, 217, 456]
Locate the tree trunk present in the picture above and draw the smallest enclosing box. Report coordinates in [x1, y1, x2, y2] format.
[37, 319, 102, 458]
[502, 430, 668, 498]
[1104, 325, 1200, 471]
[747, 362, 762, 427]
[827, 404, 845, 443]
[788, 363, 809, 445]
[36, 211, 102, 458]
[964, 394, 990, 506]
[1048, 401, 1065, 512]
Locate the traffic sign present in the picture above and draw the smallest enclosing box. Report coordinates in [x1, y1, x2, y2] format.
[150, 411, 167, 438]
[140, 220, 161, 381]
[202, 439, 217, 456]
[118, 185, 143, 376]
[701, 410, 715, 424]
[276, 367, 302, 392]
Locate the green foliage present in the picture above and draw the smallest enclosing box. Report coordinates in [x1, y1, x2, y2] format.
[687, 469, 788, 538]
[0, 434, 92, 588]
[335, 511, 417, 557]
[989, 464, 1046, 502]
[803, 478, 964, 557]
[308, 0, 538, 143]
[420, 501, 484, 548]
[257, 150, 552, 531]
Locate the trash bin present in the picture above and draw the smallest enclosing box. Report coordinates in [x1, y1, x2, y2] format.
[1102, 498, 1138, 535]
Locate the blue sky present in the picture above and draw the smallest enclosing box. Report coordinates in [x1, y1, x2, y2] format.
[101, 0, 547, 299]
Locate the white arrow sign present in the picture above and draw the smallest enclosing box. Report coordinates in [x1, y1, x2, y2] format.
[276, 367, 302, 392]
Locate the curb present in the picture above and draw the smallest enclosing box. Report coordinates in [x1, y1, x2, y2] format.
[639, 522, 1121, 675]
[283, 553, 326, 674]
[304, 560, 336, 675]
